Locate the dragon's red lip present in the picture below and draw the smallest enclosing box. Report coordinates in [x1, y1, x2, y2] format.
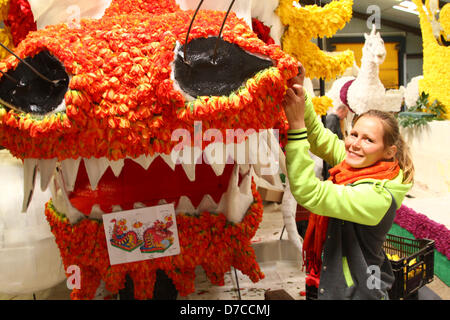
[68, 156, 236, 216]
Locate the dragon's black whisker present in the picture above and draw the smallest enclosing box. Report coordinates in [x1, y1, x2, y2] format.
[0, 70, 19, 84]
[0, 42, 59, 85]
[212, 0, 236, 63]
[184, 0, 205, 64]
[0, 97, 22, 113]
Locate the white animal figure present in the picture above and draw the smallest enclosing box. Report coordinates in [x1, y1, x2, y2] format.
[326, 24, 405, 125]
[404, 75, 424, 109]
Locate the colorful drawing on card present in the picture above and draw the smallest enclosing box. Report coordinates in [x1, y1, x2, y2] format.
[103, 204, 180, 265]
[140, 216, 174, 253]
[109, 218, 143, 252]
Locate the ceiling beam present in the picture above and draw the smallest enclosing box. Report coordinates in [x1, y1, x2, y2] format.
[352, 11, 422, 36]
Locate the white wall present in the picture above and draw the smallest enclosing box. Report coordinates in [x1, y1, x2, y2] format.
[401, 121, 450, 197]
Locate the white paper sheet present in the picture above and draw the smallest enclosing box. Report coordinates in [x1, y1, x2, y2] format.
[103, 203, 180, 266]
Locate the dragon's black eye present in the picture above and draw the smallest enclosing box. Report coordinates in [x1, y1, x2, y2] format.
[174, 37, 273, 98]
[0, 50, 69, 115]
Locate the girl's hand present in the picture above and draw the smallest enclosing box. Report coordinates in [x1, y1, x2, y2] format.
[288, 63, 306, 87]
[282, 83, 306, 130]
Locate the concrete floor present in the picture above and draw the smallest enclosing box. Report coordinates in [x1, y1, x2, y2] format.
[1, 199, 448, 301]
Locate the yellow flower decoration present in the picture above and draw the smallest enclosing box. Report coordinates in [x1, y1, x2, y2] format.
[312, 96, 333, 116]
[413, 0, 450, 118]
[0, 27, 13, 59]
[0, 0, 9, 21]
[440, 3, 450, 41]
[276, 0, 355, 81]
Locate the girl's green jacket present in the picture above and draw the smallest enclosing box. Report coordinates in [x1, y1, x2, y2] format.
[284, 92, 413, 299]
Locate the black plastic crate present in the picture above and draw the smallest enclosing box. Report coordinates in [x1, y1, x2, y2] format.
[383, 234, 435, 300]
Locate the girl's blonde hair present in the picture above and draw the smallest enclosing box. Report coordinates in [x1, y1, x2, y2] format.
[354, 110, 415, 184]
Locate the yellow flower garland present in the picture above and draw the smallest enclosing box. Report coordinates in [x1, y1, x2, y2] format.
[276, 0, 355, 81]
[440, 3, 450, 41]
[312, 96, 333, 116]
[0, 0, 12, 59]
[0, 0, 9, 21]
[413, 0, 449, 118]
[0, 27, 13, 59]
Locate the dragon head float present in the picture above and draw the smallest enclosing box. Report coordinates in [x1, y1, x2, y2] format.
[0, 0, 300, 299]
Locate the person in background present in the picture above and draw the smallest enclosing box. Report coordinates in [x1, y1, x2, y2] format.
[282, 63, 414, 300]
[322, 105, 349, 180]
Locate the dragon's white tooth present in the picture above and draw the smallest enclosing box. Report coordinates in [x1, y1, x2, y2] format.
[60, 158, 81, 192]
[108, 158, 124, 178]
[267, 129, 283, 175]
[259, 130, 283, 175]
[158, 199, 168, 205]
[52, 188, 66, 216]
[226, 190, 253, 224]
[197, 195, 218, 213]
[181, 162, 196, 181]
[247, 132, 259, 165]
[210, 162, 226, 177]
[160, 153, 176, 171]
[133, 202, 146, 209]
[224, 164, 253, 224]
[179, 145, 202, 164]
[50, 171, 64, 213]
[38, 158, 57, 191]
[131, 154, 156, 170]
[253, 130, 279, 176]
[53, 169, 85, 224]
[277, 141, 287, 176]
[239, 171, 252, 195]
[22, 158, 38, 213]
[111, 205, 122, 212]
[177, 146, 196, 181]
[175, 196, 196, 214]
[228, 163, 239, 188]
[239, 131, 258, 165]
[216, 193, 227, 214]
[204, 142, 226, 176]
[49, 174, 58, 201]
[90, 204, 105, 220]
[234, 139, 249, 165]
[193, 146, 202, 162]
[84, 157, 109, 190]
[225, 142, 236, 164]
[257, 130, 270, 165]
[239, 164, 250, 176]
[170, 147, 181, 165]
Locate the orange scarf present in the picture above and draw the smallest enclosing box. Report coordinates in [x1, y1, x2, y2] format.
[303, 160, 400, 288]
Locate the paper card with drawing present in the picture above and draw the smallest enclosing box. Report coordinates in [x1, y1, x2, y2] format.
[102, 203, 180, 265]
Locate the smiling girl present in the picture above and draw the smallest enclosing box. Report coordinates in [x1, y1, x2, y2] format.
[283, 64, 414, 300]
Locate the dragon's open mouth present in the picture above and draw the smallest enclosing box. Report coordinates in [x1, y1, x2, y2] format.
[68, 157, 236, 216]
[31, 131, 280, 225]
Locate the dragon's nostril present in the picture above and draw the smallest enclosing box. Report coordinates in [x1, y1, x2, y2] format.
[174, 37, 273, 98]
[0, 50, 69, 115]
